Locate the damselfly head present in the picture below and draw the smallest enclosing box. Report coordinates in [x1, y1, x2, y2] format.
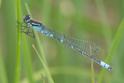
[23, 15, 31, 24]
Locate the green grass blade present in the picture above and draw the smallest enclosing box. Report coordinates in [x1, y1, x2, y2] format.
[0, 50, 8, 83]
[22, 36, 35, 83]
[2, 0, 17, 83]
[0, 0, 1, 8]
[98, 19, 124, 83]
[25, 3, 54, 83]
[15, 0, 22, 82]
[32, 45, 55, 83]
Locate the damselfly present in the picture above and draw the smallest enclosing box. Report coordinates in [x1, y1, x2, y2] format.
[20, 15, 112, 71]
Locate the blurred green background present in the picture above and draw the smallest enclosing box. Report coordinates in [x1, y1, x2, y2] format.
[0, 0, 124, 83]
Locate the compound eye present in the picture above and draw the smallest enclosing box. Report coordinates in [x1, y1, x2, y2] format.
[24, 15, 31, 23]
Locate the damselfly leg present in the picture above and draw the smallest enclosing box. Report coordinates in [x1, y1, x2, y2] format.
[17, 21, 35, 38]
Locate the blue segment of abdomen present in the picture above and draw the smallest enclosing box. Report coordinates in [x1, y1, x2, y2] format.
[32, 25, 53, 37]
[32, 25, 41, 32]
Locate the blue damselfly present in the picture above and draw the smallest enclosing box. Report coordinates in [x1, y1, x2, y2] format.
[21, 15, 112, 71]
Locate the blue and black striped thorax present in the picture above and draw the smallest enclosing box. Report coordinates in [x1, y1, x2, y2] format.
[23, 15, 45, 31]
[24, 15, 42, 27]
